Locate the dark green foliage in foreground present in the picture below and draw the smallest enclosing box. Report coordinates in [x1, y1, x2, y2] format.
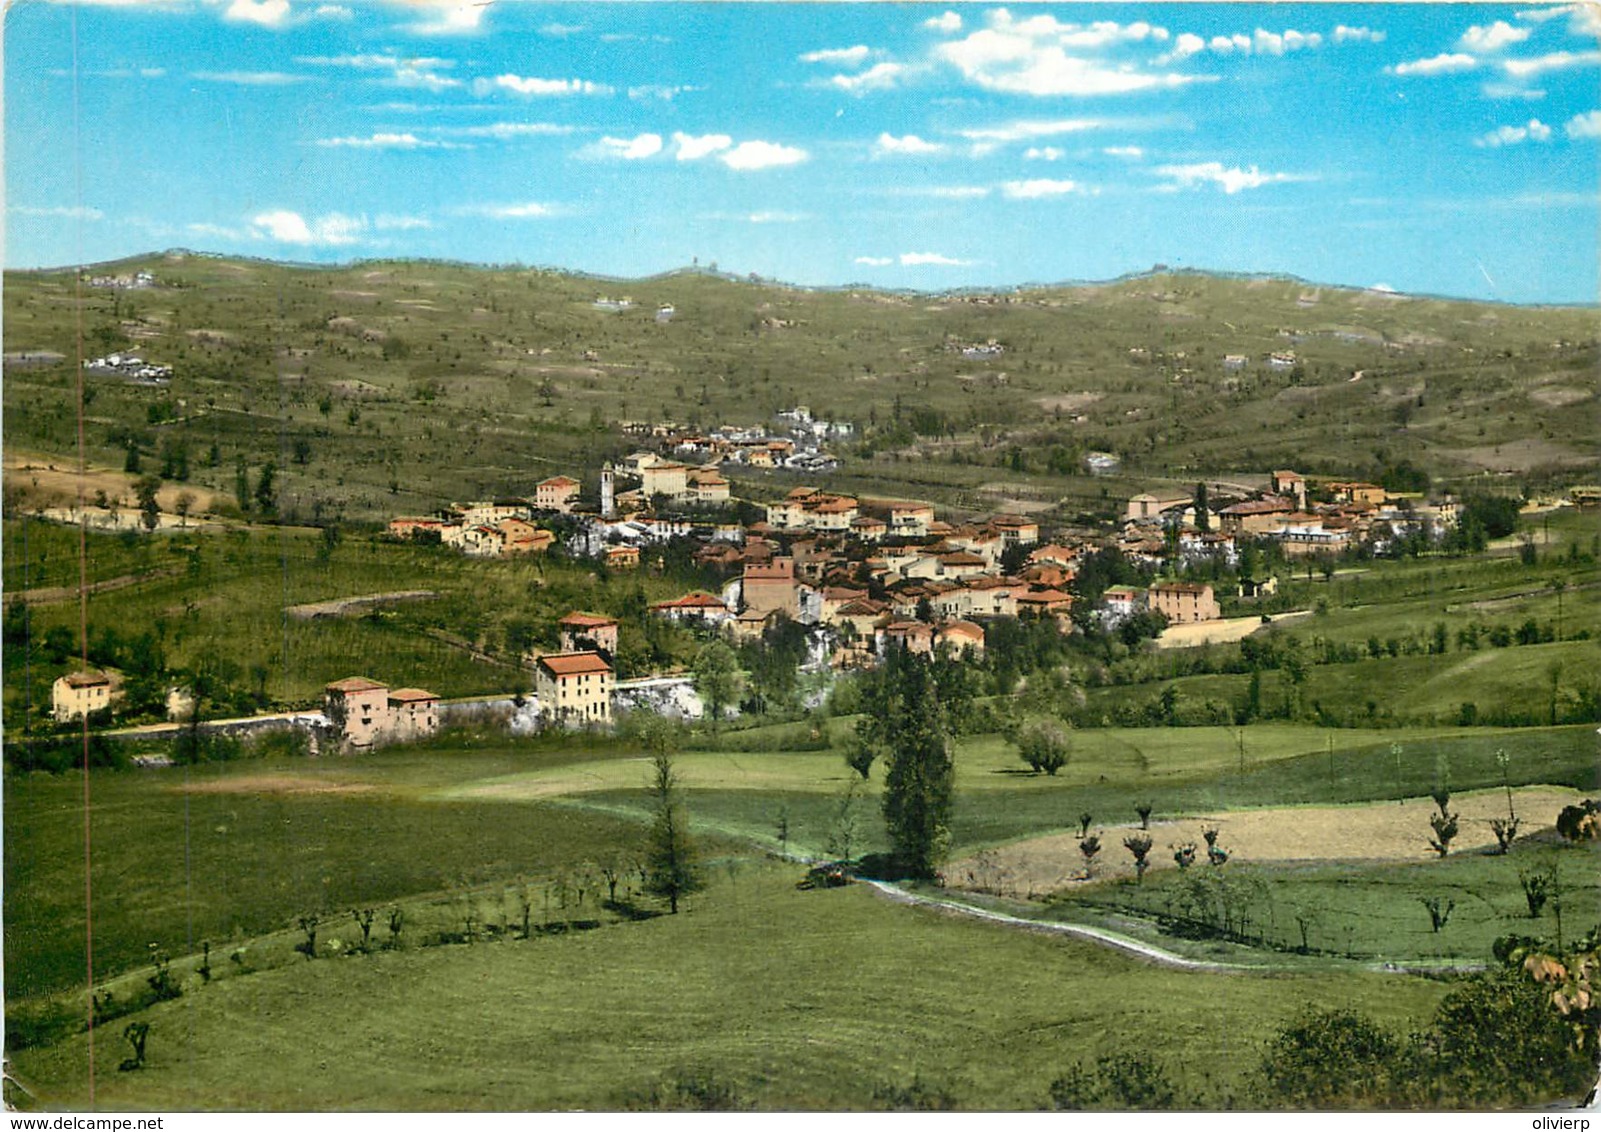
[1049, 1053, 1179, 1111]
[1260, 966, 1599, 1109]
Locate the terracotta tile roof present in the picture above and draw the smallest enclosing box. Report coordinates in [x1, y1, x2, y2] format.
[326, 676, 387, 693]
[388, 688, 439, 703]
[560, 612, 619, 628]
[538, 651, 614, 677]
[62, 670, 111, 688]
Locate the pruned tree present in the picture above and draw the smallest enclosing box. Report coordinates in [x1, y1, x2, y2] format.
[824, 779, 863, 863]
[1079, 834, 1102, 877]
[351, 907, 376, 953]
[1124, 833, 1154, 883]
[1428, 789, 1460, 857]
[294, 914, 319, 960]
[119, 1022, 151, 1072]
[1491, 748, 1520, 854]
[1202, 825, 1228, 866]
[644, 752, 703, 914]
[1173, 842, 1197, 870]
[386, 905, 404, 948]
[1135, 801, 1154, 829]
[1519, 867, 1554, 919]
[1077, 811, 1093, 839]
[1420, 895, 1455, 933]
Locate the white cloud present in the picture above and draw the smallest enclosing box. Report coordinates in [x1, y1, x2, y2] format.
[828, 62, 906, 93]
[1387, 53, 1478, 77]
[854, 256, 894, 266]
[476, 74, 611, 97]
[1564, 109, 1601, 138]
[1103, 145, 1143, 158]
[1155, 162, 1306, 193]
[391, 66, 460, 92]
[1333, 26, 1386, 44]
[403, 0, 488, 36]
[1002, 178, 1080, 198]
[460, 202, 557, 219]
[1502, 50, 1601, 78]
[1482, 81, 1548, 100]
[629, 84, 700, 101]
[186, 222, 246, 240]
[957, 118, 1104, 143]
[746, 211, 806, 224]
[1514, 5, 1573, 22]
[9, 204, 104, 220]
[374, 213, 431, 230]
[719, 140, 808, 171]
[1024, 146, 1064, 160]
[1251, 28, 1323, 56]
[312, 5, 351, 19]
[672, 132, 733, 161]
[315, 132, 432, 149]
[924, 186, 991, 199]
[1158, 32, 1206, 63]
[223, 0, 290, 28]
[1474, 118, 1553, 146]
[191, 70, 310, 84]
[449, 122, 574, 140]
[540, 22, 585, 37]
[900, 252, 972, 266]
[251, 209, 365, 246]
[800, 45, 872, 66]
[875, 133, 943, 156]
[1459, 21, 1531, 52]
[924, 11, 961, 33]
[593, 133, 663, 160]
[936, 14, 1196, 96]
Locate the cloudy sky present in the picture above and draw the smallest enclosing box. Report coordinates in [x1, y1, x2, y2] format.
[5, 1, 1598, 302]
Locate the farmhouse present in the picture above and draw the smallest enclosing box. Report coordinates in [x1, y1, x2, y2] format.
[936, 620, 986, 656]
[323, 676, 441, 749]
[605, 544, 641, 570]
[649, 591, 735, 624]
[1126, 492, 1192, 523]
[1272, 470, 1308, 508]
[559, 612, 620, 655]
[535, 475, 581, 513]
[386, 688, 440, 742]
[52, 670, 113, 722]
[1147, 581, 1221, 624]
[535, 652, 613, 727]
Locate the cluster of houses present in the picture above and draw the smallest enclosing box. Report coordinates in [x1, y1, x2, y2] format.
[83, 353, 173, 383]
[84, 270, 156, 289]
[1118, 469, 1459, 565]
[388, 479, 581, 557]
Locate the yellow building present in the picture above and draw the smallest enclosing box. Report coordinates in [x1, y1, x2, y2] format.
[52, 670, 113, 722]
[535, 651, 614, 727]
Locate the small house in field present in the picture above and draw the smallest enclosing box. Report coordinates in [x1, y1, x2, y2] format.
[535, 651, 613, 727]
[52, 670, 113, 722]
[387, 688, 440, 741]
[324, 676, 392, 748]
[559, 612, 620, 655]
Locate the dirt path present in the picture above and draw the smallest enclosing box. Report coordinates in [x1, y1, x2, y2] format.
[1156, 610, 1309, 649]
[863, 879, 1248, 971]
[14, 566, 184, 605]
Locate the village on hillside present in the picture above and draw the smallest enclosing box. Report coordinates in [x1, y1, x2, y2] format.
[50, 393, 1518, 753]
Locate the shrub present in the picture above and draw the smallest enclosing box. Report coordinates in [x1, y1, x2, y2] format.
[626, 1070, 748, 1111]
[1015, 719, 1070, 776]
[1260, 1009, 1402, 1108]
[871, 1074, 959, 1111]
[1555, 799, 1600, 841]
[1049, 1053, 1176, 1110]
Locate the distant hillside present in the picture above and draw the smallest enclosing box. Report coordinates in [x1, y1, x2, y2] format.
[5, 251, 1596, 523]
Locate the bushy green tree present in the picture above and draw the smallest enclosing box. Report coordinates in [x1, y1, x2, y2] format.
[1014, 718, 1070, 775]
[691, 640, 742, 725]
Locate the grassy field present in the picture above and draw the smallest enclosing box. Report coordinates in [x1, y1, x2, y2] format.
[1056, 839, 1596, 964]
[12, 722, 1590, 1002]
[8, 860, 1455, 1112]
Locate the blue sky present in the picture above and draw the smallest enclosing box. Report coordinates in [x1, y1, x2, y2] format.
[5, 1, 1598, 302]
